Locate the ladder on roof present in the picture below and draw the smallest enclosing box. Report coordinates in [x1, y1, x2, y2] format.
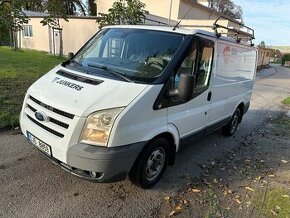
[212, 15, 255, 46]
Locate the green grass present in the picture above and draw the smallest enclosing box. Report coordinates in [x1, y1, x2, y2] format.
[282, 97, 290, 106]
[255, 187, 290, 217]
[0, 46, 65, 130]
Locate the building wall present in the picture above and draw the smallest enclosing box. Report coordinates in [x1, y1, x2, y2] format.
[20, 17, 99, 55]
[96, 0, 180, 24]
[59, 18, 99, 54]
[95, 0, 227, 29]
[178, 0, 216, 19]
[20, 18, 50, 52]
[257, 48, 272, 69]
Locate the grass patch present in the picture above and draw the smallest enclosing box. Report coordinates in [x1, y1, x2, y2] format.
[0, 46, 65, 130]
[274, 115, 290, 137]
[255, 187, 290, 217]
[282, 97, 290, 106]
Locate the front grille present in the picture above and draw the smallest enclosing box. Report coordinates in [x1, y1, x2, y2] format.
[49, 117, 69, 129]
[27, 115, 64, 138]
[30, 95, 74, 119]
[25, 95, 74, 138]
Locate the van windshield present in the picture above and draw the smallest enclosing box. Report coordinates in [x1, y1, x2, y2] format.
[67, 28, 184, 83]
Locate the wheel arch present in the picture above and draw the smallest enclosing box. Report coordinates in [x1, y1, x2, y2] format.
[236, 102, 245, 123]
[130, 131, 178, 173]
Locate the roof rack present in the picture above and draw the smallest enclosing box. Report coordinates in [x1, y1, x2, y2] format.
[212, 15, 255, 46]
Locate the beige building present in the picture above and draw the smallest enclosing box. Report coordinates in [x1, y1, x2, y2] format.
[97, 0, 234, 32]
[257, 47, 273, 69]
[18, 11, 99, 55]
[18, 1, 250, 56]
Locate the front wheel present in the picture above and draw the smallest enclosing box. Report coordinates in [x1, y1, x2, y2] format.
[222, 108, 241, 136]
[129, 138, 170, 189]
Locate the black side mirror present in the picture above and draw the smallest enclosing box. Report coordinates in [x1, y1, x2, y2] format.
[168, 73, 195, 101]
[68, 52, 74, 60]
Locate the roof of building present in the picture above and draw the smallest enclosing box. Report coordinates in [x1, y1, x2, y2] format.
[23, 10, 99, 19]
[23, 10, 49, 17]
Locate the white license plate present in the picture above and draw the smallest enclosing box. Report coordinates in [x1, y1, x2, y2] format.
[27, 131, 52, 157]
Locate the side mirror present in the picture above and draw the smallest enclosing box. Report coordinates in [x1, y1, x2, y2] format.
[168, 73, 195, 101]
[68, 52, 74, 60]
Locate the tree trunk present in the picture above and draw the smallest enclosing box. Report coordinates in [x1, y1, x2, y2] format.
[13, 31, 18, 51]
[59, 29, 63, 57]
[9, 28, 13, 50]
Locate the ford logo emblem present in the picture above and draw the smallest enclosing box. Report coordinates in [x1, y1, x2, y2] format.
[35, 111, 49, 122]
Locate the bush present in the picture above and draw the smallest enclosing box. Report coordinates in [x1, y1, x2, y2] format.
[282, 53, 290, 65]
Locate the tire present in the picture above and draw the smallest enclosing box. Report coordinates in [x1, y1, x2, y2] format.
[222, 108, 241, 136]
[129, 138, 170, 189]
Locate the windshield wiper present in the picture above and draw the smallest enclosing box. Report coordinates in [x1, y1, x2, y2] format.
[88, 63, 134, 83]
[63, 59, 94, 75]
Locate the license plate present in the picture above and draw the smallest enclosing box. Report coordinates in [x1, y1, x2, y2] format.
[27, 131, 52, 157]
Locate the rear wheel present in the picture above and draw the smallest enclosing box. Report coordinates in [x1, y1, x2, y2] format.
[129, 138, 170, 189]
[222, 108, 241, 136]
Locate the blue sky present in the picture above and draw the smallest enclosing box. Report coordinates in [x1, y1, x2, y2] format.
[234, 0, 290, 46]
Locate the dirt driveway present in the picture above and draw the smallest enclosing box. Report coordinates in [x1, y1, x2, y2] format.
[0, 65, 290, 218]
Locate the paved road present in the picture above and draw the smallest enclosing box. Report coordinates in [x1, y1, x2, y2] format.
[1, 65, 290, 218]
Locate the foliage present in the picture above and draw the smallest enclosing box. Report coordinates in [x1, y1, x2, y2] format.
[64, 0, 87, 16]
[99, 0, 148, 28]
[40, 0, 69, 28]
[0, 46, 65, 130]
[87, 0, 96, 16]
[282, 97, 290, 106]
[282, 53, 290, 65]
[40, 0, 71, 57]
[22, 0, 43, 11]
[0, 22, 10, 45]
[0, 0, 29, 49]
[208, 0, 243, 19]
[255, 188, 290, 217]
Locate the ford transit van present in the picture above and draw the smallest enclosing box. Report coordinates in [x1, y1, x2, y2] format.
[20, 24, 257, 189]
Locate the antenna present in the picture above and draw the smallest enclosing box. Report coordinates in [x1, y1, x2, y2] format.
[173, 5, 194, 31]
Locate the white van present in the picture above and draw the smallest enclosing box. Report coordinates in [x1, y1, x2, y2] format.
[20, 24, 257, 189]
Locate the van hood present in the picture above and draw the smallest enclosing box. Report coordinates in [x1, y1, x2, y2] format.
[27, 65, 148, 117]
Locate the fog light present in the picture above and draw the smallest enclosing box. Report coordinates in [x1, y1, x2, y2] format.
[90, 171, 98, 178]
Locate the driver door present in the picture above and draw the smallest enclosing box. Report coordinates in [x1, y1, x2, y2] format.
[167, 37, 215, 139]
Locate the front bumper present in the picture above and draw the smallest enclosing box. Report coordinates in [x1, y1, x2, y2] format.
[33, 141, 146, 183]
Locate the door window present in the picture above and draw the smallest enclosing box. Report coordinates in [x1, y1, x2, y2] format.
[174, 38, 214, 95]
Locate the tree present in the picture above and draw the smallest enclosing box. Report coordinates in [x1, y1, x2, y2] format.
[64, 0, 87, 16]
[22, 0, 43, 11]
[0, 0, 29, 50]
[99, 0, 148, 28]
[41, 0, 69, 57]
[282, 54, 290, 65]
[208, 0, 243, 19]
[87, 0, 96, 16]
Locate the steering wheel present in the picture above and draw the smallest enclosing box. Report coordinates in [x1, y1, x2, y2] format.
[148, 60, 163, 71]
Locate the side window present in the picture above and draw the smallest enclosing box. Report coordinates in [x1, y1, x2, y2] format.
[174, 38, 214, 94]
[174, 43, 197, 88]
[23, 25, 33, 38]
[196, 42, 214, 89]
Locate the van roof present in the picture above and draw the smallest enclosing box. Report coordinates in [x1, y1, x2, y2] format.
[104, 25, 254, 47]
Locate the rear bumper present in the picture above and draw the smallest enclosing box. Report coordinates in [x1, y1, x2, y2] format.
[35, 141, 146, 183]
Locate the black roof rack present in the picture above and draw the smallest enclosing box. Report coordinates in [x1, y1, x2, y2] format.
[212, 15, 255, 46]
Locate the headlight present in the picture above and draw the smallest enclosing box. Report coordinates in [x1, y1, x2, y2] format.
[80, 107, 124, 146]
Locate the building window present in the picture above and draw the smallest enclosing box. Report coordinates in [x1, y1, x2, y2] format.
[23, 25, 33, 38]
